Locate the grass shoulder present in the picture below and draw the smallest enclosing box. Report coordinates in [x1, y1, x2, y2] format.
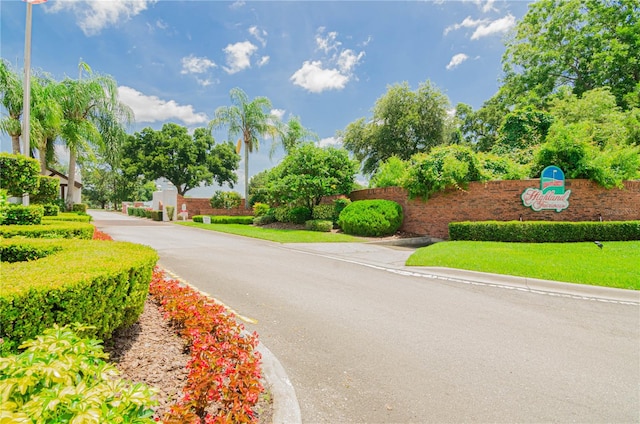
[406, 241, 640, 290]
[176, 221, 364, 243]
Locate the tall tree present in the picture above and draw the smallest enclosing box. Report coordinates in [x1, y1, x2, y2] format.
[56, 64, 132, 208]
[209, 88, 279, 208]
[266, 144, 357, 211]
[31, 74, 63, 174]
[271, 115, 319, 157]
[122, 123, 240, 196]
[0, 60, 26, 154]
[339, 80, 450, 175]
[502, 0, 640, 110]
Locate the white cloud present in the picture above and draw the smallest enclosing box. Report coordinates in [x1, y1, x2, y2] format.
[223, 41, 258, 74]
[46, 0, 155, 36]
[316, 29, 341, 54]
[271, 109, 286, 120]
[444, 14, 515, 39]
[318, 136, 341, 147]
[444, 16, 487, 36]
[248, 26, 268, 47]
[257, 56, 270, 67]
[291, 28, 365, 94]
[229, 1, 245, 9]
[118, 86, 207, 125]
[337, 49, 365, 73]
[156, 19, 168, 30]
[446, 53, 469, 70]
[181, 55, 216, 74]
[290, 61, 349, 93]
[471, 14, 515, 39]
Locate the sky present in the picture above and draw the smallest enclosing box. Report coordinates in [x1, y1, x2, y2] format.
[0, 0, 534, 197]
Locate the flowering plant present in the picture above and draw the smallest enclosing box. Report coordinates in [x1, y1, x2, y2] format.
[149, 269, 263, 423]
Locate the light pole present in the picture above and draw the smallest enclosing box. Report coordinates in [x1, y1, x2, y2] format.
[21, 0, 47, 206]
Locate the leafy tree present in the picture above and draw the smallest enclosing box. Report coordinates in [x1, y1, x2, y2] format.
[123, 124, 239, 196]
[339, 80, 451, 175]
[271, 115, 318, 157]
[31, 74, 63, 174]
[0, 60, 26, 154]
[477, 153, 529, 181]
[369, 156, 409, 188]
[455, 94, 511, 152]
[491, 107, 554, 164]
[267, 144, 357, 210]
[404, 145, 486, 200]
[210, 191, 242, 209]
[209, 88, 279, 208]
[56, 63, 132, 209]
[247, 169, 273, 207]
[502, 0, 640, 109]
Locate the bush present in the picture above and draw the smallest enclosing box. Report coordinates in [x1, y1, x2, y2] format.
[449, 221, 640, 242]
[253, 202, 270, 217]
[305, 219, 333, 232]
[192, 215, 254, 224]
[274, 205, 291, 223]
[0, 221, 95, 239]
[72, 203, 88, 214]
[42, 203, 59, 216]
[2, 204, 44, 225]
[31, 176, 59, 205]
[312, 204, 336, 221]
[0, 238, 158, 355]
[0, 153, 40, 197]
[166, 205, 175, 221]
[338, 199, 403, 237]
[289, 206, 312, 224]
[150, 210, 163, 221]
[334, 197, 351, 218]
[210, 191, 242, 209]
[0, 324, 158, 422]
[253, 214, 276, 226]
[43, 212, 92, 222]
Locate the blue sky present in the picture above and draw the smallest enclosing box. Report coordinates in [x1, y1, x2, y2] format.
[1, 0, 533, 197]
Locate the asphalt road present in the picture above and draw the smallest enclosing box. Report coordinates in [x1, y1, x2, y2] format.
[91, 211, 640, 423]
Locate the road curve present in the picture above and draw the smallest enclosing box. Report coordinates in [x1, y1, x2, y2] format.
[91, 211, 640, 423]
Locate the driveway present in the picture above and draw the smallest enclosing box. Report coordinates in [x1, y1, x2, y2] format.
[92, 211, 640, 423]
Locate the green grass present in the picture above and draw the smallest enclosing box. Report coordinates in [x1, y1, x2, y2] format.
[176, 221, 364, 243]
[406, 241, 640, 290]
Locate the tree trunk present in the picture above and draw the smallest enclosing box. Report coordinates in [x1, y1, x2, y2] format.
[66, 147, 77, 210]
[244, 141, 250, 209]
[12, 135, 21, 154]
[38, 146, 47, 174]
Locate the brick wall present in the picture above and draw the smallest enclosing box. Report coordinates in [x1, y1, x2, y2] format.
[177, 195, 251, 218]
[350, 180, 640, 239]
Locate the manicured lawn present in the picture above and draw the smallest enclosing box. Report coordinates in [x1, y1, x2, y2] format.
[176, 221, 364, 243]
[406, 241, 640, 290]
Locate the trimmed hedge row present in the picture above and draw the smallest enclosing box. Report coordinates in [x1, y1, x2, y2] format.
[338, 199, 403, 237]
[0, 238, 158, 355]
[0, 221, 95, 239]
[305, 219, 333, 232]
[3, 205, 44, 225]
[43, 212, 93, 222]
[449, 221, 640, 242]
[192, 215, 254, 224]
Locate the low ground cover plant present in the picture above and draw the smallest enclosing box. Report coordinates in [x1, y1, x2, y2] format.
[0, 324, 158, 423]
[149, 269, 263, 423]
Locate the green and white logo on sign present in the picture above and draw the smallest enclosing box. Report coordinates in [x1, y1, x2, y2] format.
[521, 166, 571, 212]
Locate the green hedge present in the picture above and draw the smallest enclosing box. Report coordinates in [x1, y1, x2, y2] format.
[43, 212, 92, 222]
[0, 221, 95, 239]
[2, 205, 44, 225]
[449, 221, 640, 242]
[0, 238, 158, 356]
[0, 153, 40, 197]
[338, 199, 403, 237]
[31, 176, 59, 205]
[192, 215, 254, 224]
[72, 203, 88, 214]
[42, 204, 59, 216]
[305, 219, 333, 232]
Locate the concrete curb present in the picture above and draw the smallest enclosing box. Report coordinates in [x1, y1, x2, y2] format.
[257, 342, 302, 424]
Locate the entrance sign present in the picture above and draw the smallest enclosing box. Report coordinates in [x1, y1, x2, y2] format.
[203, 216, 211, 224]
[521, 166, 571, 212]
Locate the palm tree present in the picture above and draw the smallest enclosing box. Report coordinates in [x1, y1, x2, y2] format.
[270, 115, 319, 158]
[31, 73, 63, 174]
[56, 63, 132, 209]
[209, 87, 278, 209]
[0, 59, 26, 154]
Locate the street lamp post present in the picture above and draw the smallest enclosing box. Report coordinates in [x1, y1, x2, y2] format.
[21, 0, 47, 206]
